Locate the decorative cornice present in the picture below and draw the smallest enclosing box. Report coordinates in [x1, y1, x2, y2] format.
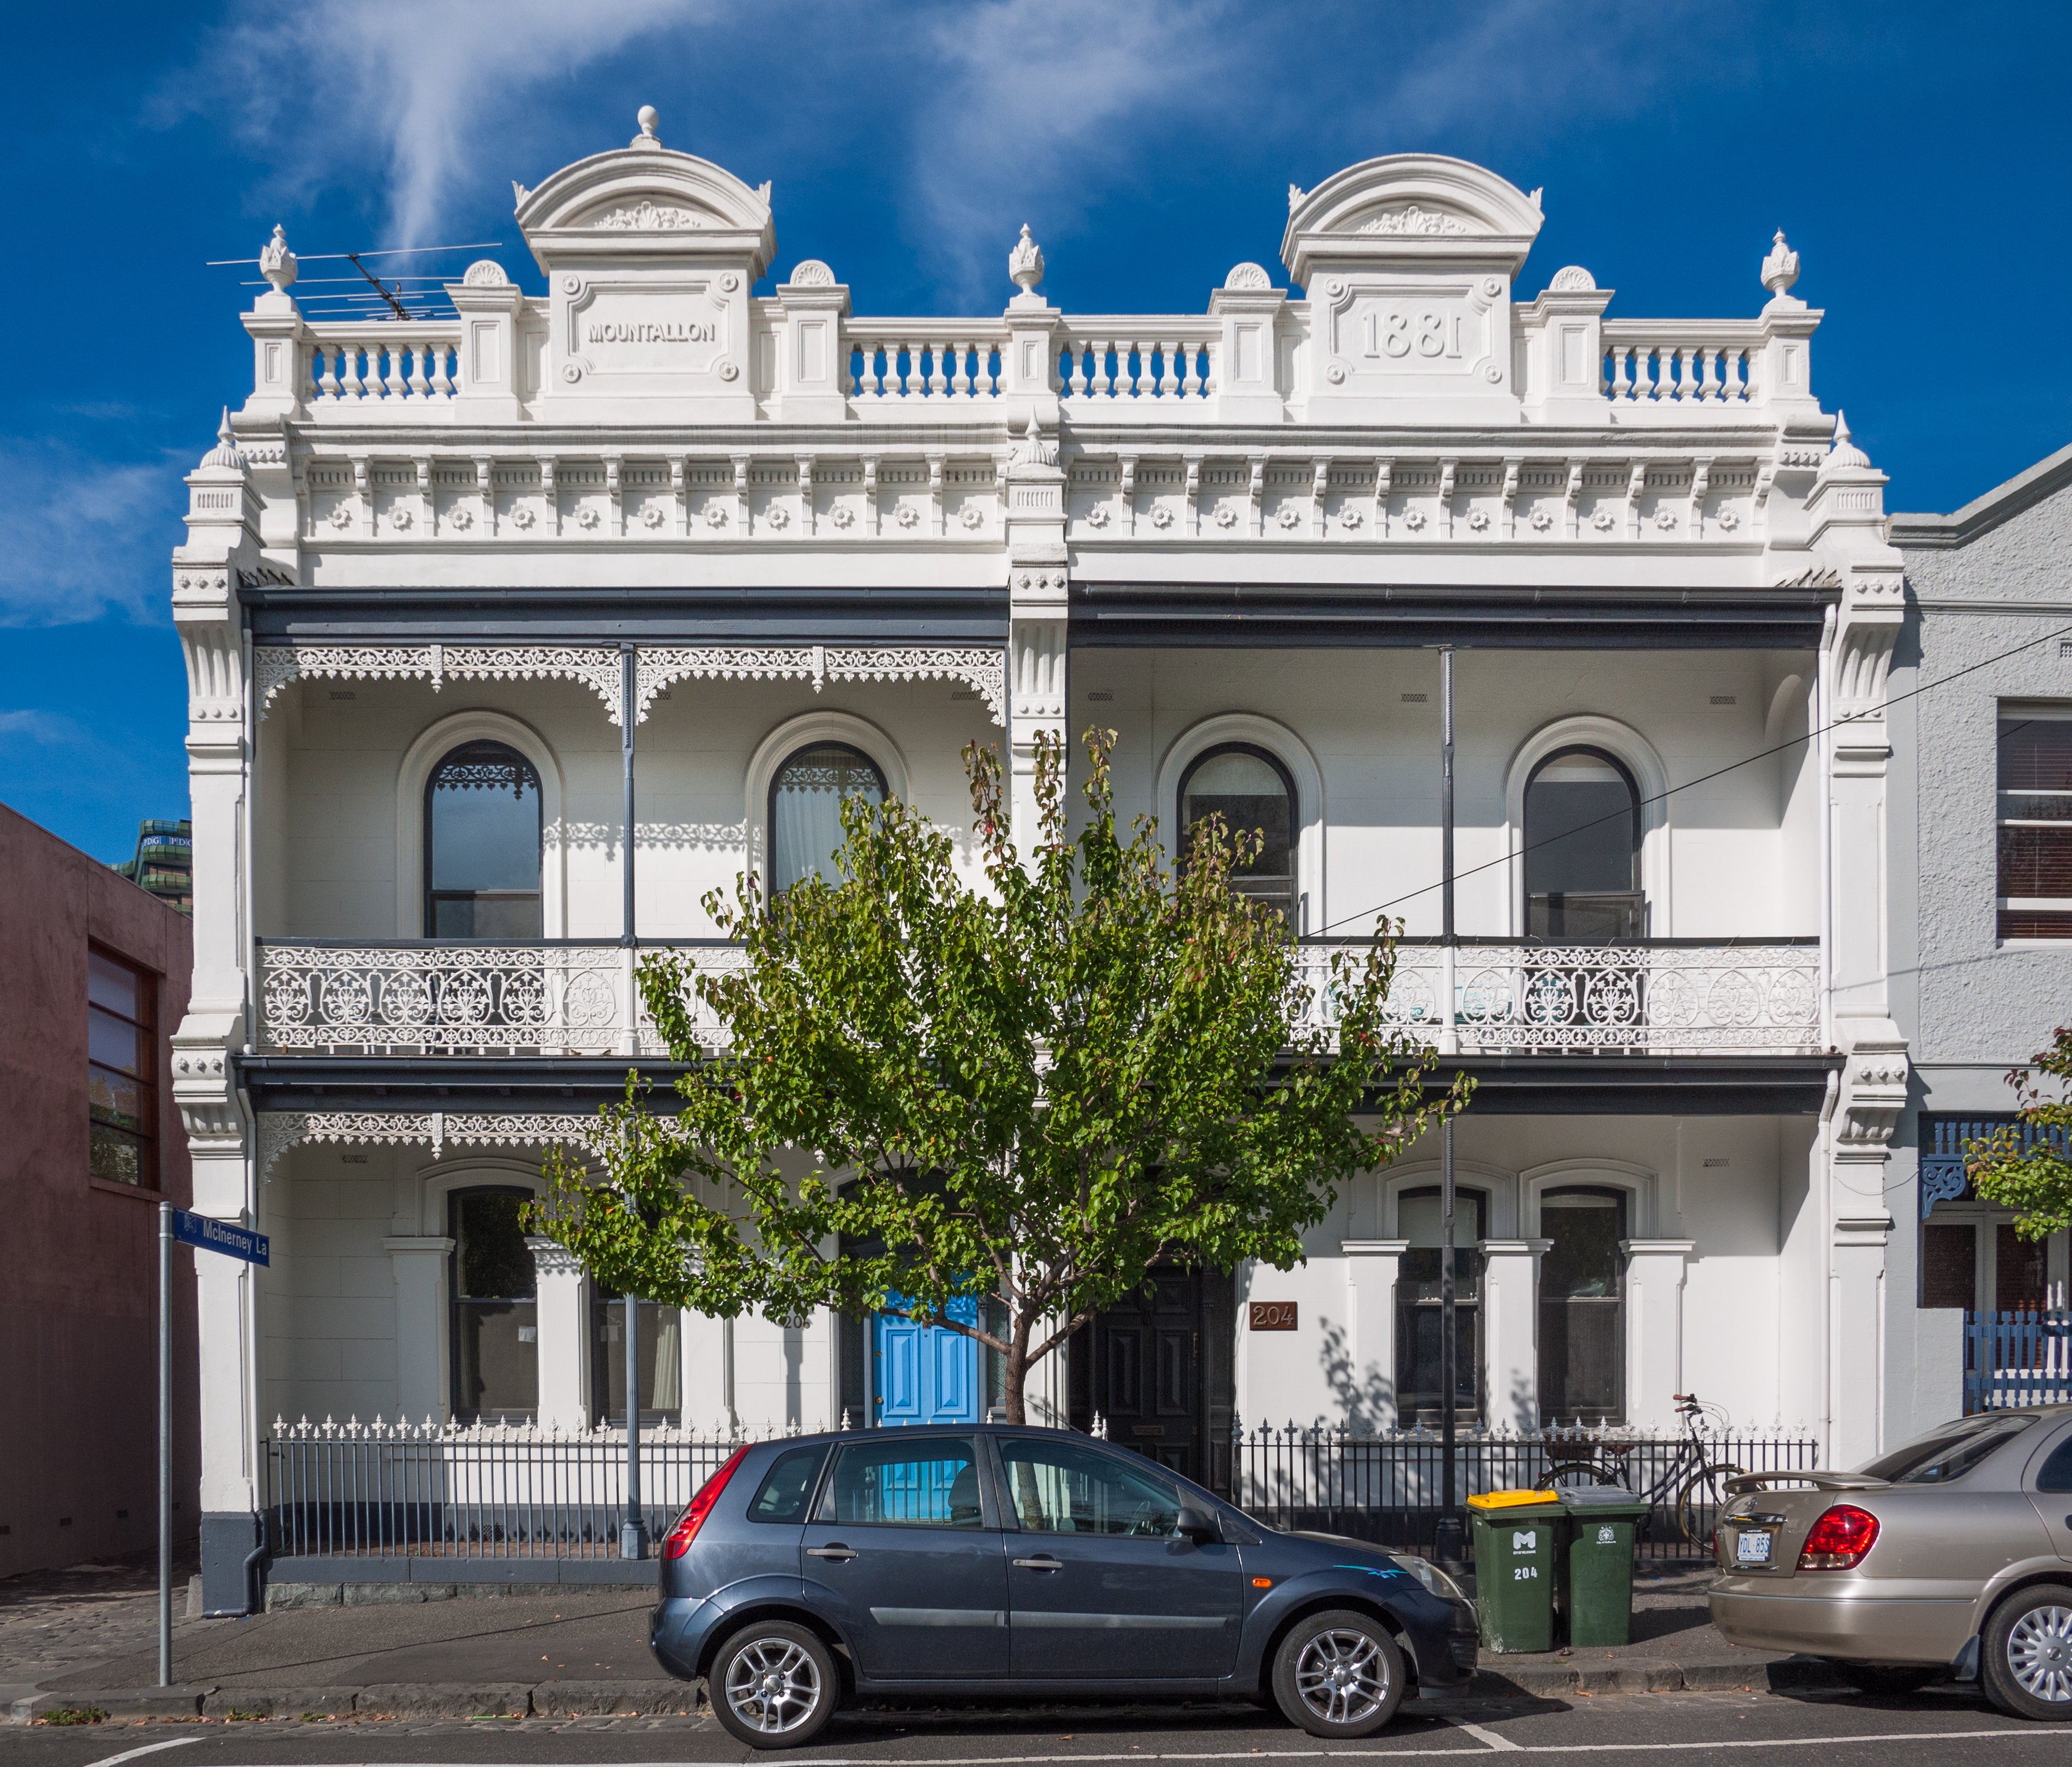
[259, 1108, 610, 1177]
[635, 643, 1005, 726]
[255, 644, 623, 723]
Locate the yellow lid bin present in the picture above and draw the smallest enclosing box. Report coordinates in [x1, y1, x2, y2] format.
[1467, 1488, 1560, 1512]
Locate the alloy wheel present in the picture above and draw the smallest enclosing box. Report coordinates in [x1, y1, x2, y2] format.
[724, 1634, 823, 1735]
[1293, 1627, 1390, 1725]
[2007, 1605, 2072, 1705]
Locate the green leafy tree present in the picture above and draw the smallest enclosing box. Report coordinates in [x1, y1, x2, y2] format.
[1967, 1025, 2072, 1240]
[530, 729, 1468, 1424]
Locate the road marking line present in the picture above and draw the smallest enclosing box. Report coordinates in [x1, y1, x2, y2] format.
[82, 1741, 201, 1767]
[1457, 1722, 1525, 1751]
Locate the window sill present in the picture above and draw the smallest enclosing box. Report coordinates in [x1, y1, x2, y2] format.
[1995, 939, 2072, 949]
[90, 1176, 168, 1203]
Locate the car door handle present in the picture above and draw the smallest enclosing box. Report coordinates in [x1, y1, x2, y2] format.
[807, 1545, 858, 1561]
[1013, 1554, 1065, 1571]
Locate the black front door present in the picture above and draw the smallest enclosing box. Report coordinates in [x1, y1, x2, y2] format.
[1071, 1266, 1235, 1494]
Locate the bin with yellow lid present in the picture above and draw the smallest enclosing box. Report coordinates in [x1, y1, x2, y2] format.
[1466, 1490, 1564, 1653]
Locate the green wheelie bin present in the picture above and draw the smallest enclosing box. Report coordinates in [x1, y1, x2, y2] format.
[1558, 1487, 1652, 1647]
[1466, 1490, 1564, 1653]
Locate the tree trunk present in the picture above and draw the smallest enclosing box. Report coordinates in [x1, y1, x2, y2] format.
[1000, 1307, 1037, 1424]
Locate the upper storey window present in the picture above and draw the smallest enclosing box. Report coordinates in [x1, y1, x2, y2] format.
[770, 743, 887, 894]
[1525, 747, 1644, 942]
[1179, 744, 1297, 925]
[425, 741, 543, 938]
[88, 949, 157, 1190]
[1997, 709, 2072, 939]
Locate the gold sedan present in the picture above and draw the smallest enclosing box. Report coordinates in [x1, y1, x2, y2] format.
[1709, 1405, 2072, 1719]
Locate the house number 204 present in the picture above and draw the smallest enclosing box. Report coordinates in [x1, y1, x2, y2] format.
[1512, 1565, 1539, 1580]
[1363, 309, 1464, 360]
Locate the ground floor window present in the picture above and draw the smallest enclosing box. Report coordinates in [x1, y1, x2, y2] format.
[588, 1290, 682, 1425]
[449, 1187, 537, 1422]
[1538, 1186, 1628, 1424]
[1394, 1186, 1485, 1426]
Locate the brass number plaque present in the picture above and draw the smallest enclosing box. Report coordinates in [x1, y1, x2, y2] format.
[1248, 1301, 1298, 1331]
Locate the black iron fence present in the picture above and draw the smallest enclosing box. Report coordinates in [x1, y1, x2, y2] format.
[264, 1418, 1823, 1566]
[265, 1420, 742, 1560]
[1232, 1423, 1823, 1563]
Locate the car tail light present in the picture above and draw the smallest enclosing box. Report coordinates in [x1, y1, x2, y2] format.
[662, 1445, 749, 1560]
[1798, 1504, 1879, 1570]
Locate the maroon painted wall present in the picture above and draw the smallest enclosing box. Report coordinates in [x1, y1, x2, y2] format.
[0, 800, 200, 1577]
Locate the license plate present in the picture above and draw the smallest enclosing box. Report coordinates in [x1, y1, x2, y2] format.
[1736, 1530, 1773, 1564]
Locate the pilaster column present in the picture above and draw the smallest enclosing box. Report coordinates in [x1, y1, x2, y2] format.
[528, 1237, 590, 1430]
[1621, 1239, 1696, 1430]
[1830, 1210, 1892, 1466]
[1480, 1239, 1551, 1431]
[385, 1236, 454, 1421]
[1340, 1240, 1409, 1429]
[1003, 413, 1068, 861]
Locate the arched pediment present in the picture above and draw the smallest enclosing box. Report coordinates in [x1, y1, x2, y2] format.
[1282, 153, 1543, 285]
[516, 140, 776, 278]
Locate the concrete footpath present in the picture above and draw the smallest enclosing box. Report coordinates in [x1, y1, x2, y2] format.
[2, 1558, 1847, 1725]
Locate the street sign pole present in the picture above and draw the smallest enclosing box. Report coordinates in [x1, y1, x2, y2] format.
[157, 1200, 172, 1689]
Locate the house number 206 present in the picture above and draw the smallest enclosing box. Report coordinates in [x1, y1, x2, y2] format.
[1363, 309, 1464, 360]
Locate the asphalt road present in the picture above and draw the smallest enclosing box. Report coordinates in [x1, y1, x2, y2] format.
[1, 1686, 2065, 1767]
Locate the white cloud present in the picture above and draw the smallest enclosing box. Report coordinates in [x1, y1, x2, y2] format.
[0, 448, 182, 627]
[179, 0, 716, 246]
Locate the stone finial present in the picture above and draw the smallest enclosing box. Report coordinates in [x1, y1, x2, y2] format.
[1548, 264, 1597, 292]
[788, 259, 836, 287]
[461, 259, 510, 288]
[1224, 261, 1272, 292]
[1761, 228, 1800, 296]
[1008, 223, 1044, 297]
[259, 223, 297, 293]
[199, 408, 246, 472]
[1287, 183, 1306, 216]
[1823, 409, 1871, 472]
[632, 104, 661, 149]
[1009, 413, 1058, 469]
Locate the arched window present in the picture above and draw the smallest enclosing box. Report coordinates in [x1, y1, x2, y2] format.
[769, 742, 888, 894]
[1178, 743, 1297, 925]
[424, 741, 542, 938]
[1536, 1185, 1629, 1424]
[1524, 746, 1643, 942]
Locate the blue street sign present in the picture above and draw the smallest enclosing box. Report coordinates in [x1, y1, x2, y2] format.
[171, 1208, 269, 1266]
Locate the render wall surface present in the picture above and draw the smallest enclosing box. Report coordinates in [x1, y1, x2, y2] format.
[0, 801, 199, 1577]
[262, 647, 1819, 944]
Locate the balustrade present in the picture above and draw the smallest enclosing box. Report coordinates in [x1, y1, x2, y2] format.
[1294, 939, 1821, 1056]
[306, 327, 461, 405]
[256, 939, 747, 1057]
[1058, 330, 1216, 402]
[845, 329, 1005, 399]
[1600, 327, 1756, 406]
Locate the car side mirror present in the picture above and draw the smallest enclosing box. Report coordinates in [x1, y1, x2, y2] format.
[1176, 1505, 1220, 1544]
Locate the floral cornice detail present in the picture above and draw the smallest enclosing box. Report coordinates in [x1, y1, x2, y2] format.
[592, 201, 706, 230]
[1358, 204, 1471, 236]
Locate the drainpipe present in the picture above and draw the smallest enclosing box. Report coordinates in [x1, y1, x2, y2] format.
[1817, 1066, 1841, 1460]
[1435, 646, 1465, 1574]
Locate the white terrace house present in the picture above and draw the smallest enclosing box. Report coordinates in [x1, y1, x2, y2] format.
[170, 115, 1909, 1607]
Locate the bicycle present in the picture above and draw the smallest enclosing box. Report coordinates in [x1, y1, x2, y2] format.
[1541, 1394, 1744, 1552]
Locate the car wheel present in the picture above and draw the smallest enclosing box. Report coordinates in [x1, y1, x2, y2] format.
[1831, 1660, 1939, 1697]
[1984, 1585, 2072, 1721]
[709, 1620, 840, 1749]
[1271, 1609, 1406, 1739]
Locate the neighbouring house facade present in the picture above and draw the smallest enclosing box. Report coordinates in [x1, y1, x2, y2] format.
[171, 115, 1914, 1608]
[1888, 451, 2072, 1430]
[0, 800, 199, 1577]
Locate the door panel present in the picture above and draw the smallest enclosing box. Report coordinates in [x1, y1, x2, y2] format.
[875, 1297, 982, 1426]
[799, 1433, 1007, 1680]
[996, 1435, 1240, 1680]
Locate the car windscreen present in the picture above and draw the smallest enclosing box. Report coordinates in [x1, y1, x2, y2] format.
[1856, 1412, 2037, 1484]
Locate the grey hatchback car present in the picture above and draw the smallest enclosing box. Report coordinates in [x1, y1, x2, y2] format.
[1710, 1404, 2072, 1719]
[649, 1425, 1478, 1749]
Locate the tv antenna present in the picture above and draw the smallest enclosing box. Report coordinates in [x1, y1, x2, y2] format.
[206, 240, 505, 321]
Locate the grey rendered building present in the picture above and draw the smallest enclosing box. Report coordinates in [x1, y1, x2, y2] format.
[1889, 448, 2072, 1441]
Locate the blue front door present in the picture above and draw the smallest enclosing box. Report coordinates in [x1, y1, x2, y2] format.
[876, 1296, 982, 1425]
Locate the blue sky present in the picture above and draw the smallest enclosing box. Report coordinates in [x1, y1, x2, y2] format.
[4, 0, 2069, 865]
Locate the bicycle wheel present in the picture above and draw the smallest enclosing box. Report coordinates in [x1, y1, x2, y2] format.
[1545, 1458, 1625, 1490]
[1674, 1461, 1744, 1553]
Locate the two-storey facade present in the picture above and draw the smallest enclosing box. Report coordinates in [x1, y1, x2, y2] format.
[171, 115, 1913, 1607]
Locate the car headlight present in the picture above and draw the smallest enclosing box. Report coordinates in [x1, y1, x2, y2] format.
[1393, 1554, 1466, 1601]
